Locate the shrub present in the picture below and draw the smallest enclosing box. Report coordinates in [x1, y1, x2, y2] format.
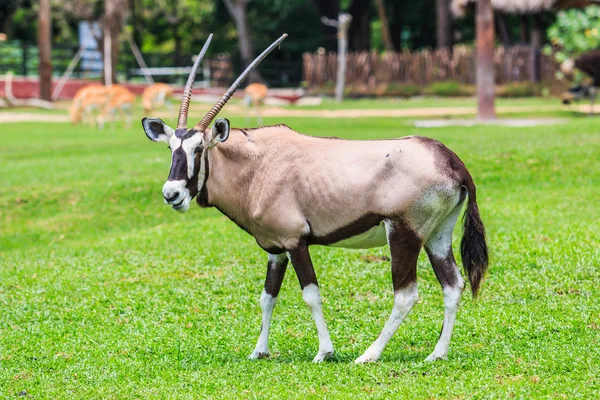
[380, 83, 422, 97]
[424, 81, 474, 97]
[497, 82, 542, 97]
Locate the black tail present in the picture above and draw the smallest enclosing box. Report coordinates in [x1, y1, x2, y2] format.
[460, 183, 489, 297]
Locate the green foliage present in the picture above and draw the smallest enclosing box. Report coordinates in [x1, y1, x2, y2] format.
[424, 81, 474, 97]
[1, 106, 599, 397]
[545, 5, 600, 61]
[544, 5, 600, 83]
[497, 82, 542, 98]
[380, 83, 422, 97]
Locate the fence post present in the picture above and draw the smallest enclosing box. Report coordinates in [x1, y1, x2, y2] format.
[21, 42, 28, 77]
[322, 13, 352, 102]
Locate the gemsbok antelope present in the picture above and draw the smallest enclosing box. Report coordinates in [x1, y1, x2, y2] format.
[141, 34, 488, 364]
[243, 82, 268, 125]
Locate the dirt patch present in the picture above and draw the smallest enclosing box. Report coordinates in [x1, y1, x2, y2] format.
[0, 112, 69, 124]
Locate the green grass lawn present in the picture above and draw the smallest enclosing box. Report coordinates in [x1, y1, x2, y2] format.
[1, 112, 599, 398]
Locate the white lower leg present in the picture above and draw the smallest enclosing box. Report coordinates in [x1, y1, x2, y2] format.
[425, 282, 464, 362]
[302, 284, 334, 362]
[249, 290, 277, 359]
[356, 283, 418, 363]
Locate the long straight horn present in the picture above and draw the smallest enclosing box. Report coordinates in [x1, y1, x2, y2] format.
[194, 33, 288, 132]
[177, 33, 213, 130]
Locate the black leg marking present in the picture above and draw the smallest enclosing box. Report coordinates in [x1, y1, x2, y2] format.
[388, 221, 422, 291]
[426, 247, 459, 289]
[287, 243, 318, 289]
[264, 256, 288, 297]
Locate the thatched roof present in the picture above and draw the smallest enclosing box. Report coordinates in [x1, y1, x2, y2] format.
[452, 0, 600, 16]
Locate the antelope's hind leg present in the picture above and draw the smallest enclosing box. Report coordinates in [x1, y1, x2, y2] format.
[423, 202, 466, 362]
[249, 253, 288, 360]
[288, 244, 334, 363]
[355, 221, 421, 363]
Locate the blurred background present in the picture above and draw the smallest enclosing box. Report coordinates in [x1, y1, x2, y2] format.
[0, 0, 599, 112]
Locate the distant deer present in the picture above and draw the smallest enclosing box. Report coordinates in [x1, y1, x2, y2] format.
[69, 84, 109, 126]
[97, 85, 136, 129]
[243, 82, 268, 125]
[142, 34, 488, 364]
[142, 83, 174, 115]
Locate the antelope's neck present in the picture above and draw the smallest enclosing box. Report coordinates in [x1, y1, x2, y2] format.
[203, 133, 258, 227]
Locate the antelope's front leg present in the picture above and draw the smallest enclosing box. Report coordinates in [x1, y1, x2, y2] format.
[288, 244, 334, 363]
[249, 253, 288, 360]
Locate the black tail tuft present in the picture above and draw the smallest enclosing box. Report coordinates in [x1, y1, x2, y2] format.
[460, 185, 489, 297]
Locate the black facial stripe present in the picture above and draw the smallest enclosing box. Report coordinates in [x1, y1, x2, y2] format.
[185, 147, 206, 199]
[197, 150, 210, 207]
[168, 147, 188, 181]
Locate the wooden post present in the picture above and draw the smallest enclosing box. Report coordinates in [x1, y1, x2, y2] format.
[38, 0, 52, 101]
[322, 13, 352, 102]
[476, 0, 496, 120]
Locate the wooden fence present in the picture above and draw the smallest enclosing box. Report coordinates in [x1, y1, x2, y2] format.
[303, 46, 559, 93]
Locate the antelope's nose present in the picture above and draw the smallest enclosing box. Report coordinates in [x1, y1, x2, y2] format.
[163, 192, 178, 203]
[162, 181, 184, 204]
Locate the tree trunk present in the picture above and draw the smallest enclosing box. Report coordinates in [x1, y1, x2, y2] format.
[110, 20, 120, 84]
[530, 13, 543, 83]
[223, 0, 262, 83]
[37, 0, 52, 101]
[374, 0, 394, 52]
[476, 0, 496, 120]
[436, 0, 452, 50]
[103, 0, 124, 85]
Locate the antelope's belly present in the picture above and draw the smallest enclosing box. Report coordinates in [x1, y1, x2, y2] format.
[327, 222, 388, 249]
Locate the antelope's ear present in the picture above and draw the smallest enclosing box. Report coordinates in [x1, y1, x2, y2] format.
[208, 118, 230, 147]
[142, 118, 174, 142]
